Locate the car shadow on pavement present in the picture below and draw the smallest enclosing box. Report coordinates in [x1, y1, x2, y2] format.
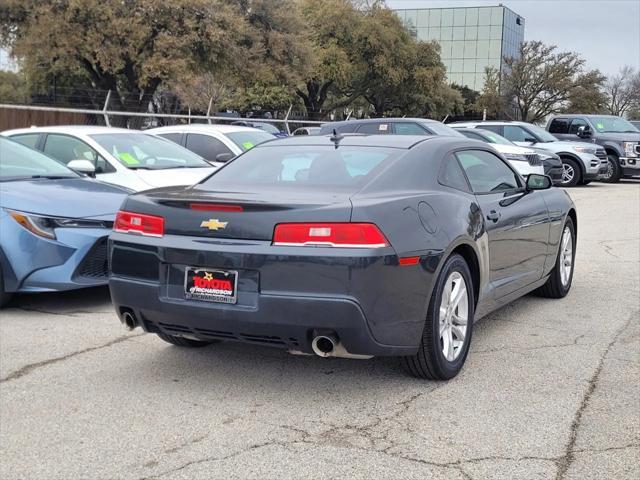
[5, 286, 112, 313]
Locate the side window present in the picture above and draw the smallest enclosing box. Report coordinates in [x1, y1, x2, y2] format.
[185, 134, 233, 162]
[439, 156, 471, 192]
[460, 131, 486, 142]
[568, 118, 588, 135]
[43, 134, 114, 173]
[357, 123, 390, 134]
[549, 118, 569, 134]
[157, 132, 183, 144]
[478, 125, 503, 135]
[393, 122, 426, 135]
[11, 133, 40, 149]
[502, 125, 532, 142]
[456, 150, 520, 193]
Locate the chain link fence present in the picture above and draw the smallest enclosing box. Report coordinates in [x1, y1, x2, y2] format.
[1, 86, 328, 133]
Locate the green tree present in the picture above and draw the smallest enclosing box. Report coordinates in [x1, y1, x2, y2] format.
[451, 83, 480, 117]
[0, 70, 28, 103]
[502, 41, 603, 123]
[295, 0, 362, 120]
[0, 0, 247, 119]
[352, 5, 459, 118]
[563, 70, 607, 114]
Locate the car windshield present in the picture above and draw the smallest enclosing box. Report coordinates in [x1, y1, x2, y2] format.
[473, 130, 513, 145]
[525, 124, 558, 142]
[425, 123, 465, 137]
[0, 137, 78, 181]
[226, 131, 276, 152]
[90, 133, 210, 170]
[252, 122, 281, 134]
[202, 145, 402, 190]
[588, 117, 639, 133]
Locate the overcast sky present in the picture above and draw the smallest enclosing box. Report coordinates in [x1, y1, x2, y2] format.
[388, 0, 640, 76]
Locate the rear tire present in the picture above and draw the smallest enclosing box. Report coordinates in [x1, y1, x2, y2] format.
[535, 217, 575, 298]
[601, 154, 622, 183]
[560, 158, 581, 187]
[157, 332, 216, 348]
[581, 180, 592, 185]
[402, 254, 474, 380]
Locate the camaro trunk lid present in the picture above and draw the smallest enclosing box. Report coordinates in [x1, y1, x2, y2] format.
[127, 185, 353, 240]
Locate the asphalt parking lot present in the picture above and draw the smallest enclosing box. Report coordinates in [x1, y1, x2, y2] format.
[1, 181, 638, 480]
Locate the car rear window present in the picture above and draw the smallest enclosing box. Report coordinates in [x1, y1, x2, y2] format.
[201, 145, 402, 189]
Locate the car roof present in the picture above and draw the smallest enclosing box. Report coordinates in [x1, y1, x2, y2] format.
[256, 133, 439, 149]
[550, 114, 619, 118]
[325, 117, 440, 126]
[147, 124, 267, 134]
[3, 125, 140, 136]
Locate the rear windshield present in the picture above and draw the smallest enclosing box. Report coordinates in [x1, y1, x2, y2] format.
[201, 145, 402, 189]
[226, 131, 276, 151]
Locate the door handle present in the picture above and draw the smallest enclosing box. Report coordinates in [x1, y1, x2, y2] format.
[487, 210, 501, 222]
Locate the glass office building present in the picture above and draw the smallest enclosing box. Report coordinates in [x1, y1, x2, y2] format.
[395, 5, 524, 91]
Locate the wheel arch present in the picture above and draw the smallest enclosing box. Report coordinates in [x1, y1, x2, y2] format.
[567, 207, 577, 237]
[450, 243, 480, 308]
[557, 152, 585, 179]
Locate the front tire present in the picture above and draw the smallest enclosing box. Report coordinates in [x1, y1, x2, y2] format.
[402, 254, 474, 380]
[0, 266, 11, 308]
[601, 154, 622, 183]
[560, 158, 581, 187]
[157, 332, 216, 348]
[535, 217, 576, 298]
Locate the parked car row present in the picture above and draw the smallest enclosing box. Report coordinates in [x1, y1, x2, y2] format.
[8, 112, 632, 380]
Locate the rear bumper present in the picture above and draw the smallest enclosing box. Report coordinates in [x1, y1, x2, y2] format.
[110, 277, 417, 356]
[108, 233, 439, 356]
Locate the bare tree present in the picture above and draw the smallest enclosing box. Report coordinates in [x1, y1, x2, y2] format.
[604, 66, 640, 117]
[502, 41, 604, 123]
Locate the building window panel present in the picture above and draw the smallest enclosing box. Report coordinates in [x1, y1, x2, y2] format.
[463, 58, 476, 72]
[490, 25, 503, 40]
[440, 26, 453, 41]
[405, 10, 418, 29]
[476, 58, 490, 73]
[451, 59, 464, 73]
[452, 26, 465, 40]
[466, 8, 479, 25]
[465, 26, 478, 40]
[439, 40, 453, 58]
[429, 27, 441, 40]
[416, 28, 429, 41]
[476, 39, 490, 58]
[429, 9, 441, 27]
[491, 7, 504, 26]
[449, 73, 463, 86]
[478, 7, 491, 25]
[463, 40, 477, 58]
[477, 25, 491, 40]
[451, 41, 464, 58]
[441, 9, 453, 27]
[488, 40, 502, 58]
[416, 9, 429, 27]
[453, 8, 466, 26]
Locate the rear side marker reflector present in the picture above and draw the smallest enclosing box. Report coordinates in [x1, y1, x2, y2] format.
[190, 203, 243, 212]
[399, 256, 420, 266]
[114, 211, 165, 237]
[273, 223, 389, 248]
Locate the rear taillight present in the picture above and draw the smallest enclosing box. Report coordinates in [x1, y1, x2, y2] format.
[272, 223, 389, 248]
[114, 211, 164, 237]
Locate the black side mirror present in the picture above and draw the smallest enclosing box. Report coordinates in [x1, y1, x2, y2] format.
[526, 174, 552, 191]
[215, 153, 234, 163]
[524, 137, 537, 144]
[577, 125, 591, 138]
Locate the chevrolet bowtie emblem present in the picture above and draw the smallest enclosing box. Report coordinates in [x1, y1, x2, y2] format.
[200, 219, 228, 231]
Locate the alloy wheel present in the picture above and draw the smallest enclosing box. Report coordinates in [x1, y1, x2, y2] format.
[439, 271, 469, 362]
[559, 226, 573, 286]
[561, 164, 575, 185]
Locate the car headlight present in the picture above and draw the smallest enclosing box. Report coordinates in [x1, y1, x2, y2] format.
[573, 146, 597, 155]
[6, 209, 111, 240]
[504, 153, 528, 162]
[623, 142, 638, 157]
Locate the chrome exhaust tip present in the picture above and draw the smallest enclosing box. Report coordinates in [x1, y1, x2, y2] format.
[121, 311, 137, 331]
[311, 335, 337, 357]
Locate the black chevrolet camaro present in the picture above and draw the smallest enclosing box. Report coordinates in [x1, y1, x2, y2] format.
[109, 134, 577, 380]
